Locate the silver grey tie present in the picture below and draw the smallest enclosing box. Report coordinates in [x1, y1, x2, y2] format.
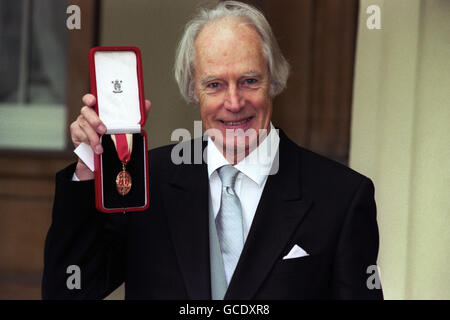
[216, 165, 244, 285]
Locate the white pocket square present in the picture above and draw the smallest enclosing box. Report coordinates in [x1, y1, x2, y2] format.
[282, 244, 309, 260]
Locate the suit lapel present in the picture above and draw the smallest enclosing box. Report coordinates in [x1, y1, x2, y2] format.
[225, 131, 313, 299]
[163, 140, 211, 299]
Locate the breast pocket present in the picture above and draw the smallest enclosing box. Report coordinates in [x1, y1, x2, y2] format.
[271, 254, 321, 275]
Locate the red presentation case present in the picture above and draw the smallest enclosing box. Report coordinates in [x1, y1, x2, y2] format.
[88, 46, 149, 213]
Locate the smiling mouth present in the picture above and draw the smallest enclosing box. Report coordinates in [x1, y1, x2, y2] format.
[220, 117, 254, 126]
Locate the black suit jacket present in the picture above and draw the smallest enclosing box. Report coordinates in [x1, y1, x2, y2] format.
[42, 130, 383, 299]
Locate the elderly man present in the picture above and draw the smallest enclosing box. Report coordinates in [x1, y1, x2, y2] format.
[43, 1, 382, 299]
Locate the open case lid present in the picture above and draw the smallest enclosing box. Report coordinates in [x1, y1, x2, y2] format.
[89, 46, 146, 134]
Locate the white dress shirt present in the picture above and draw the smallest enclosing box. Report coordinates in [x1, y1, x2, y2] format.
[207, 123, 280, 241]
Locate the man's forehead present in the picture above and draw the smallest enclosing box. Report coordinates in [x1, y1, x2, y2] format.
[192, 17, 268, 80]
[195, 17, 263, 52]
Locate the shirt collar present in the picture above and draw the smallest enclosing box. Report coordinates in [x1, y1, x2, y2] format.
[207, 123, 280, 186]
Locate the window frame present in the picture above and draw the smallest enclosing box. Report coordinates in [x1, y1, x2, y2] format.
[0, 0, 100, 155]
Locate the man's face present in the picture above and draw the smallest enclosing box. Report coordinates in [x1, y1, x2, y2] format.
[194, 17, 272, 159]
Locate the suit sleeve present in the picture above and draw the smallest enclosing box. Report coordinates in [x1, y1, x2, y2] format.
[331, 177, 383, 299]
[42, 163, 128, 299]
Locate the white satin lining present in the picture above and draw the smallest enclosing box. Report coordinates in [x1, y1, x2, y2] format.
[94, 51, 141, 133]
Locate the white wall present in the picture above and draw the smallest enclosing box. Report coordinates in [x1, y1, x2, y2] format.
[350, 0, 450, 299]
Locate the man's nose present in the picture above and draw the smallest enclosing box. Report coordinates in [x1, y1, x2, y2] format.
[224, 85, 244, 112]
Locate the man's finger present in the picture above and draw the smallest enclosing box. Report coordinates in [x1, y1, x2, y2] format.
[82, 93, 96, 107]
[70, 120, 88, 148]
[145, 99, 151, 118]
[81, 105, 106, 134]
[79, 116, 103, 154]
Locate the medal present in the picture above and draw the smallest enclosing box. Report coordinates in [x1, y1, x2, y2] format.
[111, 134, 133, 196]
[116, 162, 132, 196]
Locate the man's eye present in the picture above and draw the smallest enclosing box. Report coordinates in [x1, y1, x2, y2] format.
[207, 82, 220, 89]
[245, 78, 257, 85]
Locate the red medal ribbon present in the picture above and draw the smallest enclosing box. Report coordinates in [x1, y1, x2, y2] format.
[115, 133, 131, 163]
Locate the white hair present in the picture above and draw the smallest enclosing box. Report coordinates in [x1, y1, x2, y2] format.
[174, 0, 290, 103]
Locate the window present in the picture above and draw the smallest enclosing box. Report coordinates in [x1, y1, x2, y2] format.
[0, 0, 68, 150]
